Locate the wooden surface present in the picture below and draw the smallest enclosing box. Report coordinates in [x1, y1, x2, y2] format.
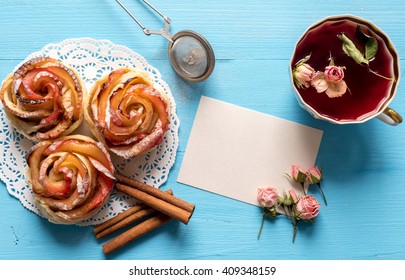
[1, 0, 405, 260]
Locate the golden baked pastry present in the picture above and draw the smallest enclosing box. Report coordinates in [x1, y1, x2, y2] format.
[26, 135, 115, 224]
[0, 57, 84, 141]
[84, 68, 170, 158]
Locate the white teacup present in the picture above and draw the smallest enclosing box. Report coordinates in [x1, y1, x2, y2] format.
[290, 15, 402, 125]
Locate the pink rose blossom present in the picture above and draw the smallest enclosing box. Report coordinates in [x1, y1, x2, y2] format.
[306, 166, 327, 205]
[311, 66, 347, 98]
[324, 65, 345, 83]
[257, 187, 279, 208]
[291, 164, 307, 184]
[296, 195, 321, 220]
[325, 79, 348, 98]
[293, 63, 315, 88]
[306, 166, 322, 184]
[311, 72, 329, 92]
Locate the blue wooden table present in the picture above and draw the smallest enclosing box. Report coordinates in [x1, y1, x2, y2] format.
[1, 0, 405, 260]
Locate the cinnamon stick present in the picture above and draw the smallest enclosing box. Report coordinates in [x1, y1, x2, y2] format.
[116, 183, 193, 224]
[96, 207, 157, 239]
[94, 204, 145, 235]
[115, 172, 195, 213]
[93, 189, 173, 235]
[102, 213, 173, 255]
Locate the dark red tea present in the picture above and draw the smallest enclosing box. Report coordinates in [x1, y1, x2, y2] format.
[291, 17, 399, 122]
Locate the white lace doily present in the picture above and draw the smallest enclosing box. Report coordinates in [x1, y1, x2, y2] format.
[0, 38, 180, 226]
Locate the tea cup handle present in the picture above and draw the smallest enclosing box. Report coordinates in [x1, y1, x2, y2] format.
[376, 107, 403, 126]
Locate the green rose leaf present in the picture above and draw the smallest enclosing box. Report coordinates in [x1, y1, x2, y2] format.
[357, 25, 378, 60]
[357, 25, 378, 61]
[337, 33, 369, 66]
[365, 38, 378, 61]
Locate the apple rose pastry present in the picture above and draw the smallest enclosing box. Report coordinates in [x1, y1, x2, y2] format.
[0, 57, 84, 142]
[84, 68, 170, 158]
[26, 135, 115, 224]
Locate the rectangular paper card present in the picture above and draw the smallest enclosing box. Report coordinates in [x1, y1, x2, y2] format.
[177, 96, 323, 206]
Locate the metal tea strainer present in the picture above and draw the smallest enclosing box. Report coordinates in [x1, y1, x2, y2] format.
[115, 0, 215, 82]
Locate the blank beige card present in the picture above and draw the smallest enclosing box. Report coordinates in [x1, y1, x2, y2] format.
[177, 96, 323, 206]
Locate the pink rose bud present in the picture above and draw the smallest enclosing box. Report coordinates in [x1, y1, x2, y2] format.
[257, 187, 279, 208]
[294, 63, 314, 88]
[296, 195, 321, 220]
[324, 65, 344, 83]
[288, 189, 299, 204]
[291, 164, 307, 184]
[307, 166, 322, 184]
